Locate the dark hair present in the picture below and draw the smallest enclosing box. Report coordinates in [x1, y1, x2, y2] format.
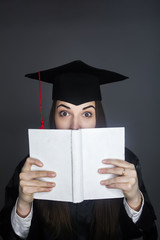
[39, 101, 120, 239]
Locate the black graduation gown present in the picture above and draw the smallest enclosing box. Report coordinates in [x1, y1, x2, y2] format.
[0, 148, 158, 240]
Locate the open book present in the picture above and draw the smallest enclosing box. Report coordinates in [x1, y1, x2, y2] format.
[29, 127, 125, 203]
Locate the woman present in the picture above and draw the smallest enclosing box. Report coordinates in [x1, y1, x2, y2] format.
[0, 60, 158, 239]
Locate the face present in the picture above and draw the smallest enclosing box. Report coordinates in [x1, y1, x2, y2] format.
[55, 100, 96, 130]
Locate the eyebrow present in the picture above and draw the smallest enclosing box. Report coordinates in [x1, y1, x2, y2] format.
[82, 105, 96, 110]
[57, 104, 71, 109]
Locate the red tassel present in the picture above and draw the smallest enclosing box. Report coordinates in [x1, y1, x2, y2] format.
[40, 121, 45, 129]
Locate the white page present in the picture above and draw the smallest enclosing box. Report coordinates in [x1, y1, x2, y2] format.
[29, 129, 73, 202]
[81, 128, 124, 200]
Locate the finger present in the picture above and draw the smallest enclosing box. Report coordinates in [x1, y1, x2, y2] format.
[98, 168, 136, 177]
[20, 179, 56, 188]
[101, 176, 130, 185]
[101, 176, 137, 191]
[20, 170, 56, 181]
[105, 183, 132, 191]
[21, 186, 54, 195]
[102, 159, 135, 170]
[98, 167, 124, 175]
[22, 158, 43, 172]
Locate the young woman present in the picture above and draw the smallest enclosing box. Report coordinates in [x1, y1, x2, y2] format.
[0, 61, 157, 239]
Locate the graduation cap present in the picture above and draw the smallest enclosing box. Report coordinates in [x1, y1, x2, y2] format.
[25, 60, 128, 128]
[25, 60, 128, 104]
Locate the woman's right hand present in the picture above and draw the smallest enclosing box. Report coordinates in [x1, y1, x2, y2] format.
[17, 157, 56, 217]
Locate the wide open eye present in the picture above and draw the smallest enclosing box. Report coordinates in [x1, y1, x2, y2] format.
[60, 111, 70, 117]
[82, 112, 92, 118]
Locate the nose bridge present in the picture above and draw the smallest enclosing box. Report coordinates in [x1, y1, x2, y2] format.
[71, 114, 80, 130]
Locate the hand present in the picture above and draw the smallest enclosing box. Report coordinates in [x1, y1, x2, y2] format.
[98, 159, 142, 211]
[17, 157, 56, 217]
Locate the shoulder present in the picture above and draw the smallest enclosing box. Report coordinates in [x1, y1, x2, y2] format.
[125, 148, 141, 173]
[8, 156, 28, 184]
[125, 147, 139, 163]
[4, 156, 28, 204]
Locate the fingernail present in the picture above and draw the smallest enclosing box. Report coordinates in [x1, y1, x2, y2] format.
[49, 182, 55, 187]
[102, 159, 108, 163]
[100, 180, 106, 185]
[98, 169, 104, 173]
[49, 172, 56, 177]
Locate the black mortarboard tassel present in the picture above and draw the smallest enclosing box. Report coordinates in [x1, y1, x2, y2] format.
[25, 60, 128, 105]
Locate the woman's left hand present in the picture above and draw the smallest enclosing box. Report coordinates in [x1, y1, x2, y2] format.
[98, 159, 142, 211]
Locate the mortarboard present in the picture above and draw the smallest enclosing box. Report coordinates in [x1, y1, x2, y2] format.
[25, 60, 128, 105]
[25, 60, 128, 128]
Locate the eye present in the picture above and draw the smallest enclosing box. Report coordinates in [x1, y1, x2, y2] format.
[59, 111, 70, 117]
[82, 112, 92, 118]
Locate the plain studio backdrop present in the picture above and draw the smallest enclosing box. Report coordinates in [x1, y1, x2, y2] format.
[0, 0, 159, 239]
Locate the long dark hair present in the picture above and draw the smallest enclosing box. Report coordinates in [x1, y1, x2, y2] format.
[38, 101, 121, 239]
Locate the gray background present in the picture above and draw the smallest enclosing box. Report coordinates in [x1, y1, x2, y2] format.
[0, 0, 159, 238]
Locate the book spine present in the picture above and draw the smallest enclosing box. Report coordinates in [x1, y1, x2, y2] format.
[71, 130, 84, 203]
